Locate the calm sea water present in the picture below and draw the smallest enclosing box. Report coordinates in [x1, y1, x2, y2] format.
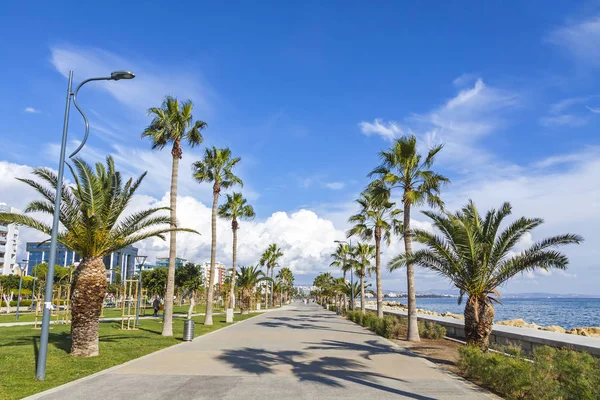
[382, 297, 600, 329]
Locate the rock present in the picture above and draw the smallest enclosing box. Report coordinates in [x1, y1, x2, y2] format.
[542, 325, 566, 334]
[441, 312, 464, 320]
[567, 327, 600, 338]
[497, 318, 541, 330]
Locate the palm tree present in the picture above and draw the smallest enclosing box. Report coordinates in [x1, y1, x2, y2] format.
[193, 147, 242, 325]
[276, 267, 294, 305]
[370, 135, 449, 342]
[390, 200, 582, 350]
[313, 272, 334, 306]
[236, 266, 270, 314]
[347, 183, 401, 318]
[329, 243, 353, 309]
[218, 192, 255, 315]
[352, 243, 375, 314]
[259, 244, 284, 308]
[0, 157, 196, 356]
[141, 96, 206, 337]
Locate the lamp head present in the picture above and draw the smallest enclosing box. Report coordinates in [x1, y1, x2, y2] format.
[110, 70, 135, 80]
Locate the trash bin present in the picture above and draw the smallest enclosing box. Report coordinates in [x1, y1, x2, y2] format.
[183, 319, 195, 341]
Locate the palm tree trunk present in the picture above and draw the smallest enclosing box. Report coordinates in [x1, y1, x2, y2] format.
[205, 185, 219, 326]
[464, 296, 495, 350]
[404, 202, 420, 342]
[270, 267, 274, 308]
[162, 153, 179, 337]
[343, 270, 348, 311]
[229, 224, 238, 310]
[361, 266, 365, 314]
[71, 257, 107, 357]
[375, 228, 383, 318]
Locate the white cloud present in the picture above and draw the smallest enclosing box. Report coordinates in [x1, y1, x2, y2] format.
[586, 105, 600, 114]
[539, 114, 589, 127]
[49, 45, 213, 117]
[324, 182, 345, 190]
[546, 15, 600, 66]
[359, 119, 403, 141]
[24, 107, 40, 114]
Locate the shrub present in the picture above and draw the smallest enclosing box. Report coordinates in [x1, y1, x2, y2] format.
[8, 300, 33, 307]
[381, 315, 406, 339]
[418, 320, 446, 339]
[458, 345, 600, 400]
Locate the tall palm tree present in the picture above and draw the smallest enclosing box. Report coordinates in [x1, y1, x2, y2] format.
[193, 147, 242, 325]
[352, 243, 375, 314]
[0, 157, 196, 356]
[217, 192, 255, 314]
[370, 135, 449, 342]
[236, 266, 270, 314]
[329, 243, 353, 309]
[141, 96, 206, 336]
[259, 243, 284, 308]
[390, 200, 582, 350]
[313, 272, 334, 305]
[347, 183, 401, 318]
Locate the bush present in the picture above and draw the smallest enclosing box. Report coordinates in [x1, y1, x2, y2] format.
[418, 320, 446, 339]
[458, 345, 600, 400]
[8, 300, 33, 307]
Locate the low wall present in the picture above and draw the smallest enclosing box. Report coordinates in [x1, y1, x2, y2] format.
[366, 306, 600, 357]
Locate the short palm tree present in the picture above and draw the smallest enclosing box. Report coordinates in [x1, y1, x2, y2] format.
[390, 200, 582, 350]
[218, 192, 255, 314]
[370, 135, 449, 342]
[193, 147, 242, 325]
[276, 267, 294, 305]
[141, 96, 206, 337]
[352, 242, 375, 314]
[259, 244, 284, 308]
[0, 157, 195, 356]
[236, 266, 270, 314]
[313, 272, 334, 305]
[347, 183, 401, 318]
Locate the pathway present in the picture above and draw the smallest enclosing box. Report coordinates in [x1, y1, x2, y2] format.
[28, 303, 496, 400]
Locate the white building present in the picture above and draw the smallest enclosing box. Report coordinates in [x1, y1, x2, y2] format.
[0, 203, 20, 275]
[200, 262, 227, 287]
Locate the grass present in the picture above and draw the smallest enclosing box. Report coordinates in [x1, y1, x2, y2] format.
[0, 312, 258, 400]
[0, 304, 230, 324]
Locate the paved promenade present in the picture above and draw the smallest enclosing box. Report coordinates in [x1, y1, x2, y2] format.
[28, 303, 495, 400]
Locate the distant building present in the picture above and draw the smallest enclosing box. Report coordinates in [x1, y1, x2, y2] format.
[26, 242, 138, 283]
[200, 262, 227, 287]
[156, 257, 187, 269]
[364, 292, 375, 298]
[0, 203, 20, 275]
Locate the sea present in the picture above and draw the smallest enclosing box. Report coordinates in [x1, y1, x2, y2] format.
[382, 297, 600, 330]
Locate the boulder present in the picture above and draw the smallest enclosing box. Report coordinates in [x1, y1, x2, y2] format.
[496, 318, 541, 330]
[542, 325, 566, 334]
[441, 312, 464, 320]
[566, 327, 600, 338]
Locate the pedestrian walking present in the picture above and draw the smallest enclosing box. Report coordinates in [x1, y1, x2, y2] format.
[153, 297, 161, 317]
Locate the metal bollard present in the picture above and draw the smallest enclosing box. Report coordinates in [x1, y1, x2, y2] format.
[183, 319, 195, 341]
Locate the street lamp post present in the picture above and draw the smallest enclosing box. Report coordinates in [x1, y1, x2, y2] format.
[334, 239, 353, 311]
[135, 255, 147, 327]
[15, 262, 28, 320]
[36, 70, 135, 381]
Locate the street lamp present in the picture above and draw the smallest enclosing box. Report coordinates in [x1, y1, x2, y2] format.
[15, 262, 28, 320]
[334, 239, 353, 311]
[134, 255, 147, 327]
[36, 70, 135, 381]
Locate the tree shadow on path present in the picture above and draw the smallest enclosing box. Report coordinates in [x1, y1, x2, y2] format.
[304, 339, 404, 360]
[216, 347, 436, 399]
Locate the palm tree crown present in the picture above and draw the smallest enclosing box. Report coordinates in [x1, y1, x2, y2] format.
[218, 192, 255, 229]
[192, 147, 242, 192]
[142, 96, 206, 157]
[390, 200, 582, 348]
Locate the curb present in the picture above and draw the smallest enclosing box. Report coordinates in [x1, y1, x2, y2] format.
[22, 311, 265, 400]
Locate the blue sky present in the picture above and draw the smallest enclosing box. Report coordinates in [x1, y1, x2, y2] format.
[1, 2, 600, 294]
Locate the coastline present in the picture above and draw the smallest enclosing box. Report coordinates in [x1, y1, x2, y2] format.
[365, 300, 600, 338]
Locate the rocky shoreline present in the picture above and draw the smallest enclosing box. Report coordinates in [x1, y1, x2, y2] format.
[366, 301, 600, 338]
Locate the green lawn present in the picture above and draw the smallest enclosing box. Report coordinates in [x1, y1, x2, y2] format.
[0, 312, 257, 400]
[0, 304, 227, 324]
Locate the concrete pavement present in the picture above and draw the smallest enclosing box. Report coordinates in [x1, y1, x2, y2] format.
[28, 302, 495, 400]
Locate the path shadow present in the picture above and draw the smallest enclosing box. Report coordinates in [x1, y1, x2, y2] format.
[304, 339, 402, 360]
[216, 347, 435, 399]
[257, 318, 372, 336]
